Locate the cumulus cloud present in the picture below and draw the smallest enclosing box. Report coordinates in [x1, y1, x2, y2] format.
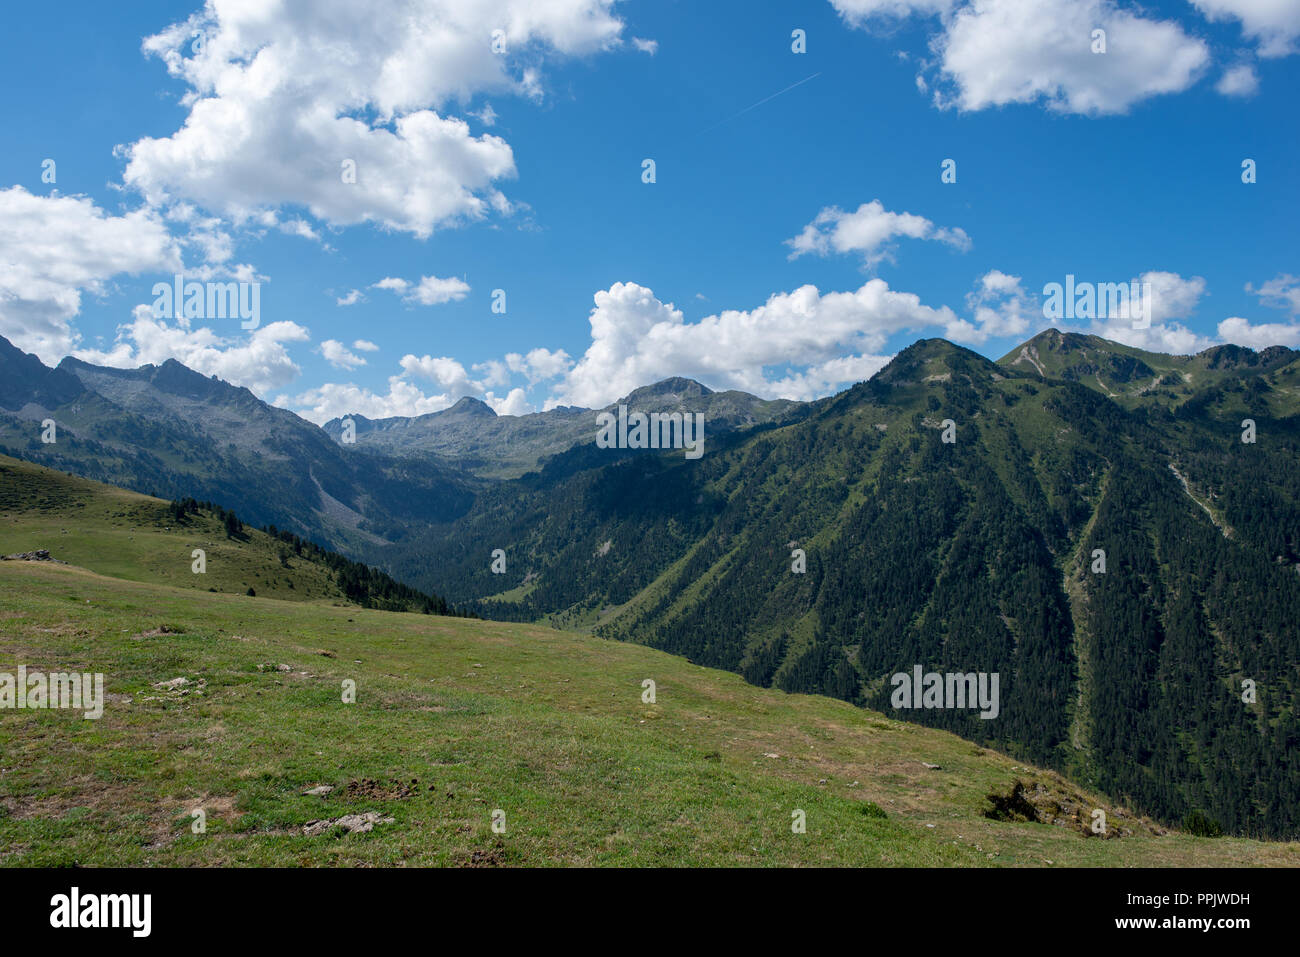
[787, 200, 971, 267]
[1192, 0, 1300, 58]
[1216, 63, 1260, 96]
[75, 305, 309, 393]
[831, 0, 1211, 115]
[336, 289, 364, 306]
[0, 187, 182, 361]
[547, 279, 959, 408]
[285, 351, 540, 422]
[320, 339, 367, 369]
[120, 0, 626, 238]
[400, 353, 477, 395]
[631, 37, 659, 54]
[484, 387, 532, 415]
[949, 270, 1037, 344]
[286, 268, 1300, 424]
[1135, 271, 1208, 326]
[1217, 316, 1300, 348]
[1248, 274, 1300, 314]
[353, 339, 380, 352]
[832, 0, 955, 22]
[505, 347, 573, 383]
[1059, 270, 1213, 352]
[283, 377, 454, 423]
[372, 275, 471, 305]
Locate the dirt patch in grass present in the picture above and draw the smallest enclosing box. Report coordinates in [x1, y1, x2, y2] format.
[341, 778, 419, 801]
[133, 625, 182, 640]
[5, 778, 146, 821]
[302, 812, 395, 836]
[461, 844, 507, 867]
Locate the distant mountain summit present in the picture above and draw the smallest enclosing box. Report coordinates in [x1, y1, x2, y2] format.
[323, 376, 800, 478]
[444, 396, 497, 417]
[1001, 328, 1299, 407]
[0, 337, 85, 412]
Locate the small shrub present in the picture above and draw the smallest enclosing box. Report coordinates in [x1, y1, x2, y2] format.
[1182, 810, 1223, 838]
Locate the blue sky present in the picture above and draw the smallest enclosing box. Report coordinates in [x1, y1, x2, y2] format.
[1, 0, 1297, 422]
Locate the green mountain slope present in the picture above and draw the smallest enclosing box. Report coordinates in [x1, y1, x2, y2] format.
[381, 338, 1300, 839]
[1000, 328, 1299, 412]
[0, 454, 456, 613]
[0, 337, 479, 551]
[2, 508, 1296, 865]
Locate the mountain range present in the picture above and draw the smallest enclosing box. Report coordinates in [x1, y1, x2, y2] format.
[3, 328, 1298, 838]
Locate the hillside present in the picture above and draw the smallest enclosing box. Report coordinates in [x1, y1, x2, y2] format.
[0, 454, 456, 613]
[1, 505, 1296, 865]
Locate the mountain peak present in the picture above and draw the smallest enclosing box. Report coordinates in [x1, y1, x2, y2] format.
[616, 377, 713, 407]
[0, 336, 86, 411]
[873, 338, 1002, 388]
[444, 396, 497, 417]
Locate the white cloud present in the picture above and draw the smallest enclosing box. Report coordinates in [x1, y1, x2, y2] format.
[954, 270, 1037, 344]
[1216, 316, 1300, 348]
[787, 200, 970, 267]
[320, 339, 367, 369]
[484, 387, 532, 415]
[1135, 270, 1208, 326]
[1248, 274, 1300, 314]
[1192, 0, 1300, 58]
[0, 187, 182, 362]
[505, 347, 573, 383]
[832, 0, 955, 22]
[548, 279, 960, 407]
[285, 349, 540, 423]
[284, 377, 454, 423]
[372, 274, 470, 305]
[336, 289, 364, 306]
[353, 339, 380, 352]
[831, 0, 1210, 115]
[631, 37, 659, 54]
[1067, 270, 1212, 352]
[76, 305, 309, 394]
[1215, 63, 1260, 96]
[1093, 321, 1218, 354]
[120, 1, 627, 238]
[763, 354, 895, 401]
[279, 217, 322, 242]
[410, 275, 472, 305]
[399, 353, 476, 395]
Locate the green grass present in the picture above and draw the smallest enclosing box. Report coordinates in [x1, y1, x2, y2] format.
[0, 455, 350, 604]
[2, 456, 1298, 866]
